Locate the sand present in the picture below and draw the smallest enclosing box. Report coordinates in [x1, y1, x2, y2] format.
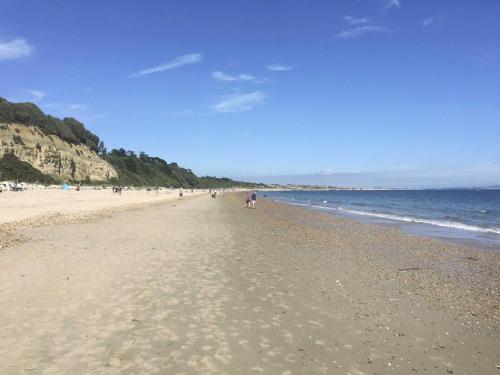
[0, 188, 205, 225]
[0, 188, 205, 250]
[0, 192, 498, 374]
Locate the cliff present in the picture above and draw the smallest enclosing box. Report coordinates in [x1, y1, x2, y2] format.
[0, 124, 117, 182]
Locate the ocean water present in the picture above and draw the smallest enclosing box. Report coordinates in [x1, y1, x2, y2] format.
[263, 189, 500, 250]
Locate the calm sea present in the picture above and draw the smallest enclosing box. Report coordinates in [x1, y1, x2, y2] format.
[263, 189, 500, 250]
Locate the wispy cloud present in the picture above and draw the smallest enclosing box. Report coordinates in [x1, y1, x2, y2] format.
[130, 53, 202, 77]
[83, 113, 110, 120]
[422, 17, 434, 27]
[267, 63, 294, 72]
[67, 104, 88, 112]
[212, 91, 266, 113]
[319, 168, 336, 175]
[212, 71, 260, 83]
[344, 16, 369, 25]
[7, 89, 45, 103]
[338, 15, 389, 39]
[171, 109, 195, 117]
[337, 24, 389, 39]
[23, 89, 46, 101]
[0, 38, 33, 61]
[44, 102, 88, 116]
[384, 0, 401, 10]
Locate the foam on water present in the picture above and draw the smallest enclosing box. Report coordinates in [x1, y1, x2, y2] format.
[285, 201, 500, 234]
[266, 189, 500, 247]
[337, 207, 500, 234]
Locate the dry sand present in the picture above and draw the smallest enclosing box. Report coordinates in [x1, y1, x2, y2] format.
[0, 188, 204, 250]
[0, 188, 204, 225]
[0, 192, 498, 374]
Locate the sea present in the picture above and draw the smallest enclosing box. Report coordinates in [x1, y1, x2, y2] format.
[263, 189, 500, 251]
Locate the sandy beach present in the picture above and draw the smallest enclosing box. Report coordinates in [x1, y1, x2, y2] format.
[0, 192, 498, 374]
[0, 188, 206, 225]
[0, 188, 205, 250]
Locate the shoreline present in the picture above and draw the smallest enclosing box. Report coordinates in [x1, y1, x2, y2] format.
[251, 195, 499, 324]
[288, 198, 500, 252]
[0, 192, 498, 373]
[262, 191, 500, 252]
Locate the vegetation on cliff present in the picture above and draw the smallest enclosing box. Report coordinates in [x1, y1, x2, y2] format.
[105, 149, 263, 188]
[0, 97, 100, 151]
[0, 153, 57, 184]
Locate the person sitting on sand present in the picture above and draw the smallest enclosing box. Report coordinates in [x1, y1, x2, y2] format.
[251, 192, 257, 209]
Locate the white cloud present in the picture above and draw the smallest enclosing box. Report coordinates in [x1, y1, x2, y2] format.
[212, 91, 266, 113]
[422, 17, 434, 27]
[337, 25, 389, 39]
[385, 0, 401, 9]
[267, 63, 294, 72]
[344, 16, 369, 25]
[0, 38, 33, 61]
[130, 53, 202, 77]
[212, 71, 259, 82]
[23, 89, 46, 101]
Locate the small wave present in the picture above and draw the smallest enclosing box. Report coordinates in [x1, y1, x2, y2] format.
[282, 201, 500, 235]
[322, 200, 328, 203]
[338, 209, 500, 234]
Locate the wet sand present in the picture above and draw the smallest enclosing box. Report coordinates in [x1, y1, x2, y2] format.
[0, 192, 498, 374]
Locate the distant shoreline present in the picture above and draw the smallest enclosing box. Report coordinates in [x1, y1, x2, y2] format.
[263, 186, 500, 191]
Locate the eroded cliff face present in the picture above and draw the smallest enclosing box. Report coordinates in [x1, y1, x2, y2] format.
[0, 124, 117, 182]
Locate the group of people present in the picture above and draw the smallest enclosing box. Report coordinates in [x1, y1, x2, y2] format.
[245, 192, 257, 209]
[0, 182, 25, 192]
[177, 187, 257, 208]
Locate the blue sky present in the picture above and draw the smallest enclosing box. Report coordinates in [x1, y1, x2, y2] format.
[1, 0, 499, 187]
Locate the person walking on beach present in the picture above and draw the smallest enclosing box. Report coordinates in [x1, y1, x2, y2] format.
[251, 191, 257, 209]
[245, 195, 251, 208]
[179, 187, 184, 200]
